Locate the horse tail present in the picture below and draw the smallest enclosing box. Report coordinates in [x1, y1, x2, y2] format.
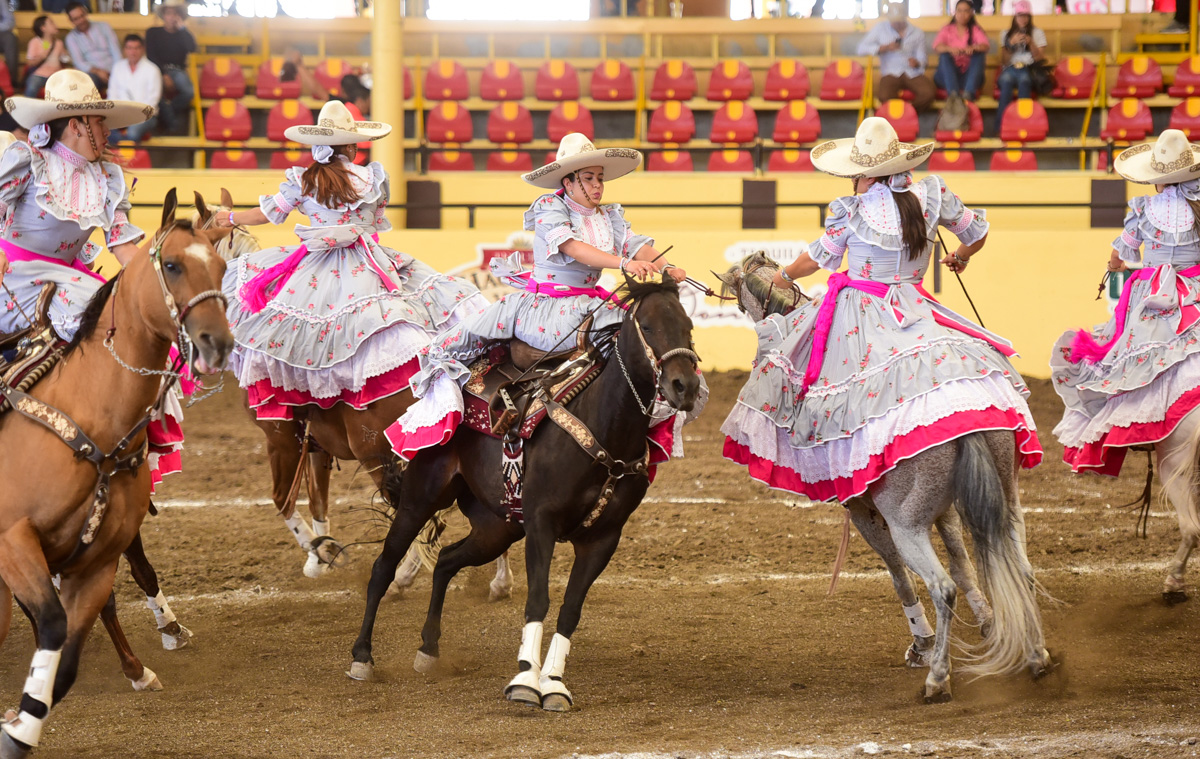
[952, 433, 1048, 679]
[410, 515, 447, 572]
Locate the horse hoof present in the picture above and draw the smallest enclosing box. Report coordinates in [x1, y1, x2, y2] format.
[413, 651, 438, 674]
[311, 535, 345, 567]
[303, 551, 330, 579]
[905, 644, 931, 669]
[488, 583, 512, 602]
[0, 731, 31, 759]
[980, 620, 994, 640]
[161, 624, 193, 651]
[132, 666, 164, 692]
[541, 693, 572, 712]
[1163, 590, 1189, 606]
[923, 691, 953, 705]
[505, 685, 542, 708]
[345, 661, 374, 681]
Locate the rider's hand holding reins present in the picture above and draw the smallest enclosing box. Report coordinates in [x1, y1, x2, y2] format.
[1108, 249, 1128, 274]
[941, 234, 988, 274]
[771, 252, 820, 289]
[0, 247, 6, 288]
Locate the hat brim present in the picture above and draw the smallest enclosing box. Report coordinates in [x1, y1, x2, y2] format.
[809, 136, 934, 178]
[522, 147, 642, 188]
[4, 96, 156, 131]
[284, 121, 391, 145]
[1114, 142, 1200, 185]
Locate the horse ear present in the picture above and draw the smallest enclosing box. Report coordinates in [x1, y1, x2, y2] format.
[221, 188, 234, 209]
[161, 188, 178, 231]
[712, 270, 736, 288]
[194, 191, 209, 222]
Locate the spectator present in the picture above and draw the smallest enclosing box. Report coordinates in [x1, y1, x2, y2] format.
[24, 16, 67, 98]
[933, 0, 990, 102]
[994, 1, 1046, 133]
[65, 2, 121, 93]
[857, 1, 933, 112]
[106, 34, 160, 144]
[335, 74, 372, 161]
[146, 0, 196, 135]
[0, 0, 17, 93]
[279, 47, 329, 100]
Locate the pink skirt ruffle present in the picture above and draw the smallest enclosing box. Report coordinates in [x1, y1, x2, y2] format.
[1063, 384, 1200, 476]
[247, 357, 419, 421]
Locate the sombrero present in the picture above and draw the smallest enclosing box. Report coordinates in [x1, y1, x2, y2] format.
[1113, 129, 1200, 185]
[156, 0, 188, 16]
[522, 132, 642, 189]
[284, 100, 390, 146]
[809, 116, 933, 178]
[5, 69, 155, 131]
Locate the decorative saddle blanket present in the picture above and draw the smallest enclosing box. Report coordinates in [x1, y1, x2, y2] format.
[0, 284, 65, 414]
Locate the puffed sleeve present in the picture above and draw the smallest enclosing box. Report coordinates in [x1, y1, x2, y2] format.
[372, 163, 392, 233]
[607, 203, 654, 258]
[1112, 196, 1146, 263]
[104, 166, 145, 249]
[523, 193, 579, 264]
[807, 197, 854, 272]
[0, 142, 33, 228]
[259, 168, 305, 225]
[930, 175, 989, 245]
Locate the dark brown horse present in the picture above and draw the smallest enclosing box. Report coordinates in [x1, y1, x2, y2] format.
[0, 190, 232, 758]
[348, 276, 701, 712]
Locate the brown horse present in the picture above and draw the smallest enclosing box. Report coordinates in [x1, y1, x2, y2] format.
[0, 189, 232, 758]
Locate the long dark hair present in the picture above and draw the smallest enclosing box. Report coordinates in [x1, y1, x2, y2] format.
[1008, 13, 1036, 38]
[881, 176, 928, 261]
[953, 0, 979, 42]
[1175, 186, 1200, 240]
[300, 145, 361, 207]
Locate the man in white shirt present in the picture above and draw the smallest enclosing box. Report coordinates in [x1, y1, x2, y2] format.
[107, 34, 161, 144]
[856, 1, 934, 112]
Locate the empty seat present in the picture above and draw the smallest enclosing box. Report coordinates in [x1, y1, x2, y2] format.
[204, 99, 252, 141]
[934, 100, 983, 143]
[536, 60, 580, 101]
[481, 60, 525, 101]
[819, 59, 864, 101]
[1100, 98, 1154, 141]
[428, 149, 476, 171]
[210, 144, 259, 169]
[547, 102, 594, 141]
[256, 57, 301, 100]
[590, 60, 635, 101]
[425, 60, 470, 101]
[647, 145, 694, 171]
[1169, 98, 1200, 139]
[269, 148, 315, 170]
[1169, 56, 1200, 97]
[1111, 55, 1163, 99]
[707, 60, 754, 101]
[708, 149, 755, 172]
[115, 141, 151, 169]
[875, 99, 918, 142]
[928, 148, 976, 171]
[648, 101, 696, 143]
[314, 58, 351, 98]
[764, 60, 811, 101]
[1051, 56, 1096, 99]
[486, 102, 533, 144]
[486, 150, 534, 171]
[999, 99, 1048, 142]
[710, 101, 758, 143]
[266, 100, 314, 142]
[200, 57, 246, 99]
[768, 148, 814, 172]
[651, 60, 697, 101]
[990, 147, 1038, 171]
[772, 100, 821, 143]
[426, 102, 473, 143]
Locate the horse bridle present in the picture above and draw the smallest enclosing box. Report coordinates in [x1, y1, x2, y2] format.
[615, 299, 701, 417]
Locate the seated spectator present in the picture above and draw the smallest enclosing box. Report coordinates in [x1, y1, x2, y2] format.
[857, 1, 933, 112]
[106, 34, 161, 144]
[146, 0, 196, 135]
[65, 2, 121, 93]
[995, 1, 1047, 133]
[933, 0, 990, 102]
[0, 0, 16, 94]
[24, 16, 67, 97]
[280, 47, 330, 101]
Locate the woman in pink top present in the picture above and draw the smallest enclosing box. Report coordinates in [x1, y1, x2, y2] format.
[24, 16, 67, 97]
[933, 0, 990, 101]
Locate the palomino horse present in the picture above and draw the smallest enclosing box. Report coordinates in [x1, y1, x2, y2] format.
[348, 276, 701, 712]
[0, 189, 232, 758]
[719, 254, 1053, 703]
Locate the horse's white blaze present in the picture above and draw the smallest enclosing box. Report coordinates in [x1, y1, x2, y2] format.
[184, 242, 214, 266]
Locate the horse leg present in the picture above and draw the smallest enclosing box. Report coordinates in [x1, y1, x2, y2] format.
[935, 508, 994, 637]
[0, 582, 10, 650]
[303, 450, 339, 579]
[124, 532, 192, 650]
[264, 421, 321, 573]
[99, 591, 162, 692]
[846, 498, 935, 669]
[489, 550, 514, 602]
[504, 521, 558, 707]
[1157, 420, 1200, 602]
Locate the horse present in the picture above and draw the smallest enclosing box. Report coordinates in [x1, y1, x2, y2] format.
[718, 253, 1053, 703]
[346, 275, 701, 713]
[0, 189, 233, 758]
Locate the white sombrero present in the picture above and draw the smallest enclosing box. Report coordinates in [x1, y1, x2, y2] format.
[809, 116, 933, 178]
[157, 0, 188, 16]
[1113, 129, 1200, 185]
[522, 132, 642, 189]
[5, 69, 155, 131]
[285, 100, 390, 146]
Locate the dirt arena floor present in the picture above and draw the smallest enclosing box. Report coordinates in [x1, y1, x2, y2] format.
[4, 372, 1200, 758]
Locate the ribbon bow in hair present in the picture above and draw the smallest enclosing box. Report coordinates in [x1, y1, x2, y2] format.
[311, 144, 335, 164]
[1179, 178, 1200, 202]
[28, 123, 50, 149]
[887, 171, 915, 193]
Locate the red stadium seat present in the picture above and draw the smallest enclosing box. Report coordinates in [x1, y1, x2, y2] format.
[487, 102, 533, 144]
[200, 57, 245, 99]
[269, 148, 315, 170]
[819, 59, 864, 101]
[426, 101, 473, 143]
[875, 99, 919, 142]
[707, 60, 754, 101]
[590, 60, 635, 102]
[764, 60, 810, 101]
[1101, 98, 1154, 141]
[210, 144, 259, 169]
[651, 60, 697, 101]
[314, 59, 350, 98]
[648, 145, 694, 171]
[266, 100, 314, 142]
[115, 141, 151, 169]
[536, 60, 580, 101]
[990, 147, 1038, 171]
[425, 60, 470, 101]
[1169, 98, 1200, 139]
[1051, 56, 1096, 99]
[710, 101, 757, 143]
[708, 148, 754, 172]
[481, 60, 525, 101]
[999, 99, 1048, 142]
[768, 148, 814, 172]
[547, 102, 594, 141]
[256, 57, 301, 100]
[928, 147, 976, 172]
[1111, 55, 1163, 99]
[428, 149, 476, 171]
[934, 100, 983, 143]
[0, 61, 12, 97]
[204, 99, 252, 141]
[486, 150, 534, 171]
[648, 101, 696, 143]
[1170, 56, 1200, 98]
[772, 100, 821, 143]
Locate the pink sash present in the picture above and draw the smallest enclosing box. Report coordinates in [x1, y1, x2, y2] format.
[1069, 263, 1200, 364]
[0, 239, 105, 283]
[239, 233, 389, 314]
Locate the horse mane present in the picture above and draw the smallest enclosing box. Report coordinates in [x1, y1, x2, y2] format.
[64, 274, 119, 355]
[719, 252, 802, 318]
[615, 273, 680, 307]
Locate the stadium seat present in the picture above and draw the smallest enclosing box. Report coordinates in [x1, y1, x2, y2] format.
[651, 60, 697, 101]
[425, 60, 470, 101]
[210, 144, 259, 169]
[481, 60, 525, 101]
[875, 99, 919, 142]
[547, 101, 594, 141]
[929, 147, 976, 171]
[772, 100, 821, 143]
[486, 150, 534, 171]
[1101, 98, 1154, 141]
[256, 57, 301, 100]
[200, 57, 246, 99]
[999, 99, 1048, 142]
[590, 60, 635, 101]
[1051, 56, 1096, 99]
[1169, 56, 1200, 97]
[115, 141, 151, 169]
[710, 101, 757, 143]
[819, 59, 864, 101]
[647, 145, 694, 171]
[768, 148, 814, 172]
[266, 100, 314, 142]
[764, 60, 810, 101]
[536, 60, 580, 101]
[269, 148, 315, 170]
[1169, 98, 1200, 139]
[1111, 55, 1163, 99]
[648, 101, 696, 143]
[990, 147, 1038, 171]
[428, 149, 476, 171]
[934, 100, 983, 143]
[708, 148, 755, 172]
[314, 58, 351, 98]
[707, 60, 754, 101]
[204, 99, 252, 141]
[0, 61, 13, 97]
[487, 102, 533, 144]
[426, 101, 473, 143]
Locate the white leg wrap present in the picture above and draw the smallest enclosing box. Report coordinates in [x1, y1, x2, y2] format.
[903, 602, 935, 638]
[284, 514, 317, 551]
[517, 621, 543, 671]
[2, 649, 61, 747]
[965, 588, 990, 619]
[539, 633, 570, 681]
[145, 591, 177, 629]
[312, 518, 330, 538]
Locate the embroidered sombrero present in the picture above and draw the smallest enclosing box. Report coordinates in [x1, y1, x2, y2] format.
[285, 100, 390, 146]
[5, 69, 155, 131]
[809, 117, 933, 178]
[1113, 129, 1200, 185]
[522, 132, 642, 189]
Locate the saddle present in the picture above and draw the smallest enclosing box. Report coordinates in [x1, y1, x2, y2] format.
[0, 284, 65, 414]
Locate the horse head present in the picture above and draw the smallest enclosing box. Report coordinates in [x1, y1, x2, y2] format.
[193, 188, 259, 261]
[715, 251, 810, 322]
[618, 274, 701, 414]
